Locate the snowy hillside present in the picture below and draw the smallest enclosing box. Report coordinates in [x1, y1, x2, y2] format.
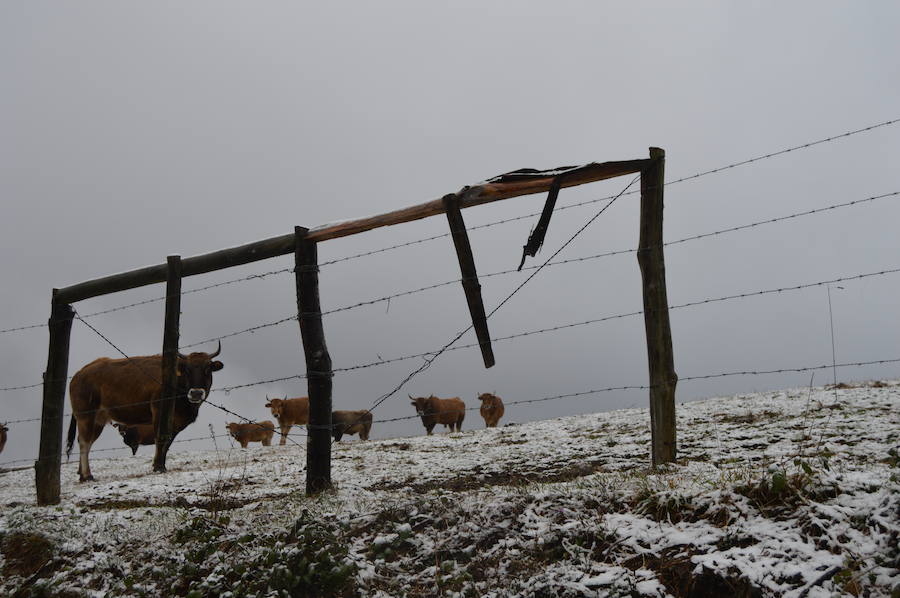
[1, 382, 898, 597]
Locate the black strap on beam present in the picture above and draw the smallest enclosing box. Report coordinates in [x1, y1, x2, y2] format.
[518, 175, 564, 271]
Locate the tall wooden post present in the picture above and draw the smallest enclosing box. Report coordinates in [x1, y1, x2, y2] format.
[637, 147, 678, 467]
[153, 256, 182, 473]
[295, 227, 333, 495]
[35, 292, 75, 505]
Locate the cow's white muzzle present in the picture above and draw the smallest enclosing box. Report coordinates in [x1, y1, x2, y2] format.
[188, 388, 207, 404]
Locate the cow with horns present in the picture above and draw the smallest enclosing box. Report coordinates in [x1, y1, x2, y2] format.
[66, 342, 224, 481]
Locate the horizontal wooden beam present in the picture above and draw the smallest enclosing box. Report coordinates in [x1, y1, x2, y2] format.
[306, 159, 648, 242]
[55, 158, 649, 303]
[56, 234, 297, 304]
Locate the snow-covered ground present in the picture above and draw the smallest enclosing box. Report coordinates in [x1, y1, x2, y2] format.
[1, 382, 898, 597]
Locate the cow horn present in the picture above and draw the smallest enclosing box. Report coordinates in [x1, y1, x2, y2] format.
[209, 340, 221, 359]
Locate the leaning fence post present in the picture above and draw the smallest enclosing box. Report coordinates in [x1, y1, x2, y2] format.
[35, 291, 75, 505]
[637, 147, 678, 467]
[154, 255, 182, 473]
[294, 226, 333, 494]
[443, 194, 496, 368]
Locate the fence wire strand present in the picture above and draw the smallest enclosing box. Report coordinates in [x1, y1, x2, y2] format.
[2, 116, 896, 338]
[4, 355, 896, 467]
[173, 188, 900, 352]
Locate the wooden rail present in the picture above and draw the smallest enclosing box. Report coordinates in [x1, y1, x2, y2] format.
[54, 159, 648, 305]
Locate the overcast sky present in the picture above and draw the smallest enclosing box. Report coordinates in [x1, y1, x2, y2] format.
[2, 3, 899, 473]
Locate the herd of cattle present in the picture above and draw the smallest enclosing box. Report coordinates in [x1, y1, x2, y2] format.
[0, 345, 507, 482]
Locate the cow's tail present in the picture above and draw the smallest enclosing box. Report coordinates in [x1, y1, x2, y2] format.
[65, 415, 77, 461]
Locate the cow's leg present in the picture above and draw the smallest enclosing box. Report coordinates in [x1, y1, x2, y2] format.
[426, 424, 434, 436]
[151, 406, 167, 473]
[152, 440, 168, 473]
[240, 440, 248, 449]
[361, 424, 370, 441]
[279, 423, 290, 445]
[76, 416, 104, 482]
[262, 437, 271, 447]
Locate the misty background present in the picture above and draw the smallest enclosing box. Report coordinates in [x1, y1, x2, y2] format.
[2, 3, 899, 472]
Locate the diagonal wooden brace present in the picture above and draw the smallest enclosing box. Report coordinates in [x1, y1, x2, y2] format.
[443, 194, 495, 368]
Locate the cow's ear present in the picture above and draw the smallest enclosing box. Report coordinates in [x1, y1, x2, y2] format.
[265, 402, 272, 408]
[211, 361, 224, 371]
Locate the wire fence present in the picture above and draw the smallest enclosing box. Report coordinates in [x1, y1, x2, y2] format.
[3, 354, 897, 471]
[3, 184, 898, 394]
[1, 116, 899, 479]
[8, 183, 900, 392]
[176, 188, 900, 353]
[2, 262, 900, 426]
[1, 116, 896, 338]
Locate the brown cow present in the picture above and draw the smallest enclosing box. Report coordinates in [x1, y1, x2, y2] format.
[409, 395, 465, 435]
[226, 421, 275, 448]
[112, 422, 155, 455]
[331, 410, 372, 442]
[0, 423, 7, 454]
[478, 393, 505, 428]
[66, 343, 223, 481]
[264, 396, 309, 445]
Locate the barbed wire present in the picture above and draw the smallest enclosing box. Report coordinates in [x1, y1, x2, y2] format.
[314, 356, 900, 429]
[2, 117, 895, 338]
[4, 354, 896, 469]
[0, 431, 258, 470]
[5, 262, 900, 407]
[167, 188, 900, 352]
[70, 312, 308, 453]
[0, 381, 46, 392]
[297, 264, 900, 379]
[0, 268, 296, 338]
[328, 175, 642, 441]
[118, 264, 900, 399]
[304, 116, 900, 269]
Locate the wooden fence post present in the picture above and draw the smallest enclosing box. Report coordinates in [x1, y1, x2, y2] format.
[35, 292, 75, 505]
[153, 255, 182, 473]
[637, 147, 678, 467]
[294, 227, 333, 494]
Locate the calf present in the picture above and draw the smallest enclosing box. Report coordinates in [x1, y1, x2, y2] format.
[409, 395, 465, 435]
[0, 423, 7, 454]
[331, 410, 372, 442]
[264, 396, 309, 445]
[226, 421, 276, 448]
[112, 422, 155, 455]
[478, 392, 505, 428]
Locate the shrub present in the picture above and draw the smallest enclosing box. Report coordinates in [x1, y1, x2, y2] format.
[187, 512, 356, 598]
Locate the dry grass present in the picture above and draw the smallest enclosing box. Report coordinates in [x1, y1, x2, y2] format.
[1, 531, 54, 578]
